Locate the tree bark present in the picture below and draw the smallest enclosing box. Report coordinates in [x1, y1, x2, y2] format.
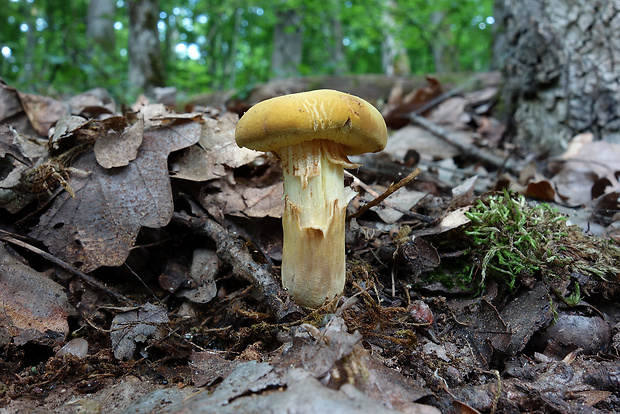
[494, 0, 620, 155]
[429, 11, 459, 73]
[330, 6, 347, 74]
[128, 0, 165, 94]
[224, 8, 242, 89]
[321, 0, 347, 75]
[271, 9, 303, 78]
[381, 0, 410, 76]
[87, 0, 116, 52]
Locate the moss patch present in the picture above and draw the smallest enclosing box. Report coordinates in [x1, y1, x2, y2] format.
[427, 190, 620, 299]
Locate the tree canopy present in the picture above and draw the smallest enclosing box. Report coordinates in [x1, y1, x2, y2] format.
[0, 0, 494, 101]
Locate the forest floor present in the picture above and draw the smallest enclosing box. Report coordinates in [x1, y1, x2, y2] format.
[0, 74, 619, 414]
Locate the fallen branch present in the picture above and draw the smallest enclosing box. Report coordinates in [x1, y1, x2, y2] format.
[408, 112, 520, 175]
[171, 211, 304, 322]
[0, 230, 133, 305]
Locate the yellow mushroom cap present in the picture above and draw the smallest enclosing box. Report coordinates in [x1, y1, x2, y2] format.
[235, 89, 387, 156]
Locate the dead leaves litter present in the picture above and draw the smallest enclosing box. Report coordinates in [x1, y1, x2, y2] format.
[0, 244, 70, 346]
[30, 119, 202, 272]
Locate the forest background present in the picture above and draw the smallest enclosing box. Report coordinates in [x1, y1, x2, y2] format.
[0, 0, 495, 102]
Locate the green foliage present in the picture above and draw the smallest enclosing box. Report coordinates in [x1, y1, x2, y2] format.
[564, 282, 582, 306]
[0, 0, 494, 101]
[464, 190, 569, 290]
[393, 0, 495, 73]
[0, 0, 130, 97]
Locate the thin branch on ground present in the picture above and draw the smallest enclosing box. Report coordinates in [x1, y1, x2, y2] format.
[347, 168, 422, 220]
[171, 211, 305, 322]
[346, 170, 435, 223]
[408, 112, 520, 175]
[0, 230, 133, 305]
[411, 75, 480, 115]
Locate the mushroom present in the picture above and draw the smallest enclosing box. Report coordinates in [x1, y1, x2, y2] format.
[235, 89, 387, 308]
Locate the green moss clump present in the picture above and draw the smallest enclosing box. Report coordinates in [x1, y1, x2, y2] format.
[425, 190, 620, 299]
[464, 190, 570, 290]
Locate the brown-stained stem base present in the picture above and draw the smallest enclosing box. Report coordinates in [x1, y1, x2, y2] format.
[171, 211, 305, 322]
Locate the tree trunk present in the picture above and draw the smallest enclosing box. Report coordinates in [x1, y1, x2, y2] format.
[381, 0, 410, 76]
[320, 0, 347, 75]
[271, 9, 303, 78]
[17, 1, 36, 85]
[494, 0, 620, 155]
[128, 0, 165, 94]
[330, 6, 347, 74]
[429, 11, 459, 73]
[87, 0, 116, 52]
[224, 8, 242, 89]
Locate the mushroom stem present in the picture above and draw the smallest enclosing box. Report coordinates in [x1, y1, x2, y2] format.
[277, 139, 358, 308]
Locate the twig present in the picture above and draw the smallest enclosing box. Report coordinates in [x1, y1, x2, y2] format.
[347, 168, 421, 220]
[346, 170, 434, 223]
[171, 211, 304, 322]
[0, 231, 133, 305]
[408, 112, 520, 175]
[411, 76, 478, 115]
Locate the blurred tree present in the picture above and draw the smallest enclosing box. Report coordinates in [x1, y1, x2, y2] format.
[87, 0, 116, 52]
[0, 0, 494, 100]
[428, 10, 456, 73]
[129, 0, 166, 94]
[17, 0, 37, 86]
[322, 0, 347, 74]
[381, 0, 411, 76]
[271, 8, 303, 78]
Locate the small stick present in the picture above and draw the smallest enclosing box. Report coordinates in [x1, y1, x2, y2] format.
[0, 231, 133, 305]
[408, 113, 519, 175]
[346, 170, 434, 223]
[171, 211, 304, 322]
[347, 168, 421, 220]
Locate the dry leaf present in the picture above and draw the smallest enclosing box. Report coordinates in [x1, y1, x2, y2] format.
[17, 91, 68, 136]
[0, 125, 48, 212]
[370, 187, 427, 223]
[175, 248, 220, 303]
[110, 303, 169, 360]
[0, 244, 70, 346]
[49, 115, 90, 151]
[450, 176, 478, 209]
[551, 136, 620, 205]
[171, 113, 260, 182]
[435, 206, 472, 234]
[383, 125, 462, 161]
[30, 120, 202, 272]
[205, 178, 284, 219]
[525, 179, 556, 201]
[0, 83, 40, 138]
[94, 118, 143, 168]
[67, 88, 116, 117]
[166, 316, 437, 414]
[240, 183, 284, 217]
[0, 82, 23, 121]
[190, 351, 242, 387]
[382, 77, 444, 129]
[572, 390, 613, 407]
